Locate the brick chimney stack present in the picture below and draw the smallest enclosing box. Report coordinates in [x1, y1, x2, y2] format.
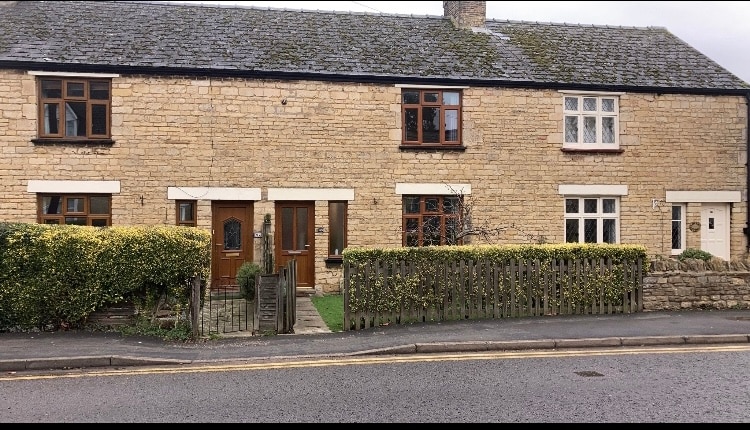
[443, 1, 487, 29]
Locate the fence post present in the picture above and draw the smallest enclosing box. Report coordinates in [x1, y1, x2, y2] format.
[637, 258, 644, 311]
[277, 266, 286, 333]
[257, 273, 280, 334]
[191, 275, 200, 340]
[262, 214, 273, 274]
[343, 262, 351, 331]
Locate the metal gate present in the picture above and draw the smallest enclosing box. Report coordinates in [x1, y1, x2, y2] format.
[198, 286, 254, 337]
[193, 259, 297, 337]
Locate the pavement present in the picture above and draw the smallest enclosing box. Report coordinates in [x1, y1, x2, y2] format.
[2, 298, 750, 372]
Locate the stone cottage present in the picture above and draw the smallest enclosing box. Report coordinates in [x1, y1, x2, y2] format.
[0, 1, 748, 296]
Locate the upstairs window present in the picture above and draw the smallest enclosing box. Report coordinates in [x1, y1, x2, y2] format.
[563, 95, 619, 150]
[38, 194, 111, 226]
[402, 89, 461, 146]
[402, 195, 462, 246]
[37, 78, 111, 140]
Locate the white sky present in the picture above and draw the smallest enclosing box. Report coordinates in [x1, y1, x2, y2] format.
[173, 1, 750, 85]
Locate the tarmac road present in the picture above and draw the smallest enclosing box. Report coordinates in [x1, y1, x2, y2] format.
[1, 302, 750, 373]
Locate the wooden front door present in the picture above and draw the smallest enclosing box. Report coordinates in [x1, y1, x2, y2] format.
[274, 201, 315, 290]
[211, 201, 253, 290]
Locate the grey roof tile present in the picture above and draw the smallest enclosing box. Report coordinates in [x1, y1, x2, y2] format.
[0, 1, 747, 91]
[486, 20, 747, 89]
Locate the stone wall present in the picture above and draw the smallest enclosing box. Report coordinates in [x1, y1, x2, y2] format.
[644, 258, 750, 311]
[0, 69, 746, 294]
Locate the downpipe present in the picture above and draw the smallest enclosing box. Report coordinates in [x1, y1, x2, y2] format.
[745, 91, 750, 251]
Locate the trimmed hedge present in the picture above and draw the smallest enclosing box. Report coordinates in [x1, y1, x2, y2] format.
[342, 243, 649, 265]
[0, 222, 210, 331]
[342, 243, 649, 319]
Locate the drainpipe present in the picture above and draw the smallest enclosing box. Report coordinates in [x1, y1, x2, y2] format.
[745, 91, 750, 252]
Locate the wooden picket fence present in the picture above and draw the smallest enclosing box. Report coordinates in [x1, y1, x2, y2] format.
[343, 258, 644, 331]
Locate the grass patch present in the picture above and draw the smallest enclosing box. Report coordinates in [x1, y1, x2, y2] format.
[311, 294, 344, 332]
[117, 315, 194, 342]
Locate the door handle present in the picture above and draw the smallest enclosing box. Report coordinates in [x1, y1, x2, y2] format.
[304, 244, 310, 248]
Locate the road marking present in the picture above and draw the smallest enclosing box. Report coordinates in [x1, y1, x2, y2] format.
[2, 344, 749, 381]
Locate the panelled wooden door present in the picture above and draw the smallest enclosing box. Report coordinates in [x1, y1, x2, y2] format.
[700, 203, 729, 261]
[274, 201, 315, 290]
[211, 201, 253, 290]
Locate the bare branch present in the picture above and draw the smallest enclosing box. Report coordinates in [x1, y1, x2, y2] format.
[394, 184, 548, 246]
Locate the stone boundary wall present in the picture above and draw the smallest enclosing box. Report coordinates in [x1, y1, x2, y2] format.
[644, 258, 750, 311]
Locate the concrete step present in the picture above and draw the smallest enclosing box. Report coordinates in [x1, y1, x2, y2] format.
[296, 287, 316, 297]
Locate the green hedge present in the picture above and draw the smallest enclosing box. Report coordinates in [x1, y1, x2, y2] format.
[0, 222, 210, 331]
[342, 243, 649, 265]
[342, 243, 649, 319]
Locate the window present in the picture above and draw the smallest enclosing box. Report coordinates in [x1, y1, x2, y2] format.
[328, 201, 347, 260]
[38, 78, 111, 139]
[564, 197, 618, 244]
[176, 201, 197, 227]
[402, 195, 462, 246]
[38, 194, 111, 226]
[402, 89, 461, 146]
[563, 95, 618, 150]
[671, 204, 686, 254]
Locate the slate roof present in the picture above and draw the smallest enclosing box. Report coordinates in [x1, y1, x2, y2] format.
[0, 1, 747, 92]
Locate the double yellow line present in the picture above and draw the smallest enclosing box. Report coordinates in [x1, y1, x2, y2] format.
[3, 344, 749, 381]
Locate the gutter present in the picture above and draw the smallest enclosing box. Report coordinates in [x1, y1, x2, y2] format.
[2, 60, 749, 98]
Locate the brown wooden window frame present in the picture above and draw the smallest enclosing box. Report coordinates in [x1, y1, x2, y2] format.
[37, 194, 112, 226]
[402, 195, 463, 247]
[37, 78, 112, 140]
[176, 200, 197, 227]
[327, 201, 347, 261]
[401, 89, 462, 147]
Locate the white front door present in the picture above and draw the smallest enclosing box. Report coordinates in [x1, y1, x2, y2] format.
[700, 203, 729, 260]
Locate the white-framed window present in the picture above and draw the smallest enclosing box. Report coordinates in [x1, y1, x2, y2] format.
[671, 204, 686, 254]
[563, 94, 619, 150]
[564, 197, 619, 244]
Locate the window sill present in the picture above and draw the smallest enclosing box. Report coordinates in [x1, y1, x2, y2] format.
[32, 138, 115, 146]
[324, 257, 343, 266]
[561, 147, 624, 154]
[399, 144, 466, 152]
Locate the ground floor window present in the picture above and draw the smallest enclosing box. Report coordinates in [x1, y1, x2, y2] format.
[38, 194, 111, 226]
[564, 196, 618, 244]
[402, 195, 462, 246]
[176, 200, 197, 227]
[328, 201, 347, 260]
[671, 204, 686, 254]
